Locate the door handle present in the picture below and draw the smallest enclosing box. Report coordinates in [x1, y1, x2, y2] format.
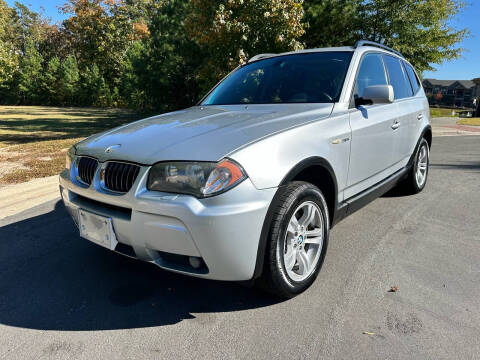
[417, 113, 423, 120]
[391, 121, 400, 130]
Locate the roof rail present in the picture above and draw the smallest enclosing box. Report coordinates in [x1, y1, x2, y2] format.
[248, 53, 276, 63]
[354, 40, 404, 58]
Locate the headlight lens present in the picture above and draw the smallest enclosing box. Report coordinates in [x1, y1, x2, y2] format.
[66, 146, 75, 170]
[147, 159, 247, 197]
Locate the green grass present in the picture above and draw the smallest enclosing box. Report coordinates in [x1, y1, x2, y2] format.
[0, 106, 146, 184]
[457, 118, 480, 126]
[429, 107, 458, 118]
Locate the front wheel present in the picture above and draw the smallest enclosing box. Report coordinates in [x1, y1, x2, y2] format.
[259, 181, 329, 298]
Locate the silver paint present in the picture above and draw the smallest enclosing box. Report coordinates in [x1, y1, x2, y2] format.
[61, 45, 430, 281]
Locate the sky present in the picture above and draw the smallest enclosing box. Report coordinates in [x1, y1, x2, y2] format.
[7, 0, 480, 81]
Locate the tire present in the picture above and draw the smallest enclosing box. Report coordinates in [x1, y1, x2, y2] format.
[402, 138, 430, 194]
[258, 181, 329, 298]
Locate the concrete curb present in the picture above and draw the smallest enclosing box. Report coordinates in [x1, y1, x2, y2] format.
[0, 175, 59, 221]
[431, 116, 480, 136]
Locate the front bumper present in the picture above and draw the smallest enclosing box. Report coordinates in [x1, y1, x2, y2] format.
[59, 164, 276, 281]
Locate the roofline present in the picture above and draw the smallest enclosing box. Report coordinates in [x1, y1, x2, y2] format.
[248, 46, 354, 63]
[248, 40, 405, 64]
[354, 40, 404, 58]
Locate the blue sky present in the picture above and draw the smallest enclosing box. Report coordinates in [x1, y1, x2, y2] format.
[6, 0, 68, 22]
[7, 0, 480, 80]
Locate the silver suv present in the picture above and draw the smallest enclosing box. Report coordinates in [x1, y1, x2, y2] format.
[60, 40, 431, 298]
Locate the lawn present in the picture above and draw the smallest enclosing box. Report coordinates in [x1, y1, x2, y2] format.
[457, 118, 480, 126]
[0, 106, 146, 185]
[429, 107, 458, 118]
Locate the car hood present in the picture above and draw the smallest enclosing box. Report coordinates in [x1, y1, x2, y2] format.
[75, 104, 334, 164]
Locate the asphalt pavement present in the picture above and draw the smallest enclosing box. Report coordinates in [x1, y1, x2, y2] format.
[0, 135, 479, 360]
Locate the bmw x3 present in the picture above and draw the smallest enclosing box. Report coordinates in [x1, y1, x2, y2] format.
[60, 40, 431, 298]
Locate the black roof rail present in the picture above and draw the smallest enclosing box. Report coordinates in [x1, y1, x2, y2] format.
[354, 40, 404, 58]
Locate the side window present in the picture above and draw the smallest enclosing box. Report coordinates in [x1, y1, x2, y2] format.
[403, 61, 421, 94]
[383, 55, 413, 99]
[355, 53, 387, 99]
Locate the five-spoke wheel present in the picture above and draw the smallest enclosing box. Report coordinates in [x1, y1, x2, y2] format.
[401, 137, 430, 194]
[283, 201, 324, 282]
[259, 181, 329, 298]
[415, 142, 429, 188]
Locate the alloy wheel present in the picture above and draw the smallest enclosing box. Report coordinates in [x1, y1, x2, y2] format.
[282, 201, 324, 282]
[416, 143, 429, 188]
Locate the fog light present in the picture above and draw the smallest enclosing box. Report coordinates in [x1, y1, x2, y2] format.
[189, 256, 202, 269]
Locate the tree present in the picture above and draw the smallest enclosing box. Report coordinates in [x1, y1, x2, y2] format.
[78, 63, 101, 106]
[42, 56, 62, 104]
[0, 0, 19, 102]
[61, 0, 154, 97]
[304, 0, 468, 74]
[16, 38, 43, 104]
[187, 0, 305, 93]
[120, 40, 148, 109]
[142, 0, 203, 111]
[303, 0, 360, 47]
[59, 55, 79, 105]
[0, 0, 470, 108]
[357, 0, 468, 73]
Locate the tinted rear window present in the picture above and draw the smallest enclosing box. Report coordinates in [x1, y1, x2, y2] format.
[383, 55, 413, 99]
[202, 52, 353, 105]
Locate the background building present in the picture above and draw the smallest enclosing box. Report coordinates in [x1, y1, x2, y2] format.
[423, 79, 479, 108]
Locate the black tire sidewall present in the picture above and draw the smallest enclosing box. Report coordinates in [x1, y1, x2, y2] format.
[268, 182, 329, 297]
[412, 138, 429, 192]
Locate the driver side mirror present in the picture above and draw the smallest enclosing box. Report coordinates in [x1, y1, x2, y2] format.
[356, 85, 394, 107]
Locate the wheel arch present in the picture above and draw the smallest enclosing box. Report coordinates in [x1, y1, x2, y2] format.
[423, 126, 432, 149]
[252, 157, 338, 279]
[408, 125, 432, 168]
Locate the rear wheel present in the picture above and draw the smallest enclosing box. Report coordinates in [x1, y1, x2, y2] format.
[259, 181, 329, 298]
[402, 138, 430, 194]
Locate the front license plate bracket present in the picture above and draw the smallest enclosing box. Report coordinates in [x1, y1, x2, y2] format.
[78, 209, 118, 250]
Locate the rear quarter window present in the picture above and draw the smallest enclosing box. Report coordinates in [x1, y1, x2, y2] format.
[382, 55, 413, 99]
[403, 61, 421, 94]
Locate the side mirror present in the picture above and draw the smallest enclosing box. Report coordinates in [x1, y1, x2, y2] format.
[356, 85, 394, 106]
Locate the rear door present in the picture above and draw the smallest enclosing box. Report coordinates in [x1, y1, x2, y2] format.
[346, 53, 397, 199]
[403, 61, 427, 154]
[382, 55, 416, 166]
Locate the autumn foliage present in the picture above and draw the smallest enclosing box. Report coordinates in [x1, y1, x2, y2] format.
[0, 0, 468, 111]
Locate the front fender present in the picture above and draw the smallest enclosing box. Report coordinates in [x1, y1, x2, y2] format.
[229, 113, 351, 196]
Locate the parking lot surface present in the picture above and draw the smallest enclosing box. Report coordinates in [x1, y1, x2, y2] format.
[0, 135, 479, 359]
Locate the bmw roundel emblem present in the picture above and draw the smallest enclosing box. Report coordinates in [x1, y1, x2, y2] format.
[105, 144, 121, 153]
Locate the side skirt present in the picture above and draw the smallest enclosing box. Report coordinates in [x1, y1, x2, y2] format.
[332, 166, 409, 225]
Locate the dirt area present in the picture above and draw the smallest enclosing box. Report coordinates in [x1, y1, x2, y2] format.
[0, 106, 145, 185]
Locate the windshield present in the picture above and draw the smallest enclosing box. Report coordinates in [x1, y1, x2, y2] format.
[201, 51, 353, 105]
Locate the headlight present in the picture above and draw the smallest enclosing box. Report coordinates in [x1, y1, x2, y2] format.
[147, 159, 247, 197]
[66, 146, 76, 170]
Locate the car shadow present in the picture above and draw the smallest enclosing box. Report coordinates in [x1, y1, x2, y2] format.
[0, 201, 281, 331]
[429, 162, 480, 172]
[382, 160, 480, 198]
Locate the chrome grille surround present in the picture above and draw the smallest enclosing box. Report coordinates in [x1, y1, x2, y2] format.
[77, 157, 98, 185]
[102, 161, 140, 193]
